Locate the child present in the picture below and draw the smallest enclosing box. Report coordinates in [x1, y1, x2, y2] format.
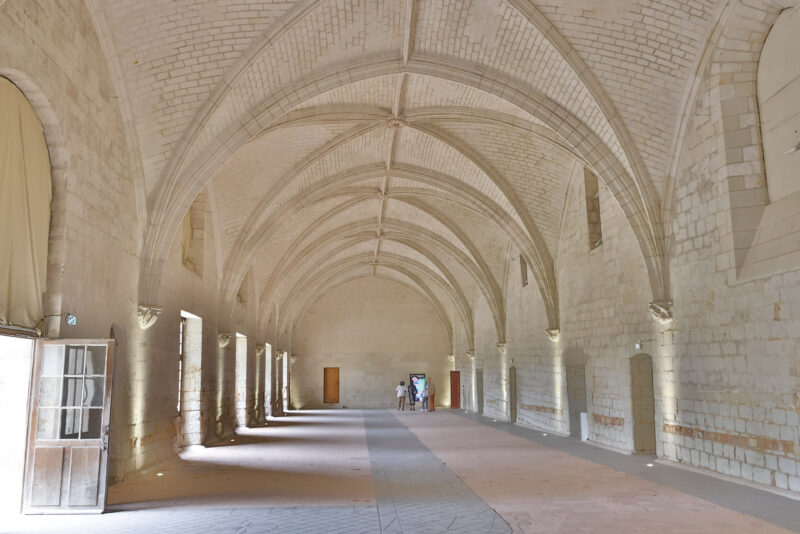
[396, 381, 407, 410]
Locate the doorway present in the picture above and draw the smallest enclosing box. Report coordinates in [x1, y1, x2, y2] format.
[263, 344, 272, 417]
[23, 340, 115, 513]
[475, 369, 484, 414]
[0, 334, 34, 515]
[323, 367, 339, 404]
[630, 354, 656, 454]
[566, 364, 587, 437]
[450, 371, 460, 409]
[509, 366, 517, 423]
[234, 333, 248, 428]
[281, 353, 289, 411]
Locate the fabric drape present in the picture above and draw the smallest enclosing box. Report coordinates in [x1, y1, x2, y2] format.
[0, 77, 52, 329]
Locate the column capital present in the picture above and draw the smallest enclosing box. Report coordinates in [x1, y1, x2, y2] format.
[545, 328, 560, 342]
[137, 304, 162, 330]
[648, 300, 673, 323]
[217, 332, 232, 348]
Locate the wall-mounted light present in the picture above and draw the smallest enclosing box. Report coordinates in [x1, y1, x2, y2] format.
[65, 313, 78, 326]
[784, 142, 800, 155]
[634, 339, 655, 351]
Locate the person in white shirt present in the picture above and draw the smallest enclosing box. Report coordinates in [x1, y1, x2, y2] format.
[421, 383, 430, 411]
[396, 381, 407, 410]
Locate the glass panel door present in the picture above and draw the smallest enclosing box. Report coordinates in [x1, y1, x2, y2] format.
[24, 339, 114, 514]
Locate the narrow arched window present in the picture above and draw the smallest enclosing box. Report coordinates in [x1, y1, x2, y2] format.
[0, 77, 52, 329]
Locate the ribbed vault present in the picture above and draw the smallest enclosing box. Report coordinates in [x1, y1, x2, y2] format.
[87, 0, 720, 342]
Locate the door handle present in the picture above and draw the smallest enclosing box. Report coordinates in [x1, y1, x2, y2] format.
[102, 425, 110, 451]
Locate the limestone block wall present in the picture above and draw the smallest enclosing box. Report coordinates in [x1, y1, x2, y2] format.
[231, 272, 259, 428]
[455, 4, 800, 495]
[556, 170, 657, 452]
[467, 166, 656, 448]
[664, 67, 800, 491]
[474, 296, 506, 421]
[0, 0, 266, 483]
[124, 199, 228, 476]
[504, 255, 568, 433]
[0, 0, 141, 483]
[292, 278, 451, 409]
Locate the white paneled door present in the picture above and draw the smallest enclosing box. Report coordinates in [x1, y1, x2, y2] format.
[23, 340, 114, 514]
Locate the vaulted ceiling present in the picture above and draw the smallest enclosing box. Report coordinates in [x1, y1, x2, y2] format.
[90, 0, 738, 347]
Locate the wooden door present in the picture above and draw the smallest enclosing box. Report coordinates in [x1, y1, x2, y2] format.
[449, 371, 460, 409]
[630, 355, 656, 454]
[23, 340, 115, 514]
[509, 366, 517, 423]
[475, 369, 484, 414]
[323, 367, 339, 404]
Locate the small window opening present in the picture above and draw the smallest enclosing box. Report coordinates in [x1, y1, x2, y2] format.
[237, 273, 249, 306]
[181, 191, 206, 277]
[520, 255, 528, 287]
[584, 168, 603, 250]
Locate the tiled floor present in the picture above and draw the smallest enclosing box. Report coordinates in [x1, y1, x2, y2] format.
[398, 410, 800, 533]
[5, 409, 799, 533]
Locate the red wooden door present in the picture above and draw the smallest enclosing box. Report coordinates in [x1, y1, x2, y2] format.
[450, 371, 460, 409]
[323, 367, 339, 404]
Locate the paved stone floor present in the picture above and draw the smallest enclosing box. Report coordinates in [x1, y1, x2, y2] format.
[5, 409, 799, 533]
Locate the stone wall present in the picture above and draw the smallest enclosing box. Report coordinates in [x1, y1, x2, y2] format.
[291, 278, 451, 409]
[662, 67, 800, 491]
[457, 3, 800, 495]
[0, 0, 141, 483]
[1, 0, 799, 502]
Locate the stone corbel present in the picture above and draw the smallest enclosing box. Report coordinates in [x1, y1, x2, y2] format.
[290, 354, 297, 364]
[466, 350, 475, 360]
[447, 354, 455, 362]
[217, 332, 232, 348]
[648, 300, 673, 324]
[255, 344, 266, 357]
[545, 328, 560, 342]
[496, 342, 507, 354]
[137, 304, 162, 330]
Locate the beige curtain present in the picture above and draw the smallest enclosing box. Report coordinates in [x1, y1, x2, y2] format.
[0, 77, 52, 329]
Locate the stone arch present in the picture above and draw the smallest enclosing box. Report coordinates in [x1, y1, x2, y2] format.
[243, 192, 504, 340]
[290, 273, 455, 351]
[140, 57, 667, 317]
[274, 223, 500, 342]
[695, 1, 799, 281]
[257, 218, 497, 326]
[0, 69, 68, 336]
[209, 117, 544, 326]
[277, 252, 473, 348]
[274, 236, 472, 330]
[216, 120, 543, 325]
